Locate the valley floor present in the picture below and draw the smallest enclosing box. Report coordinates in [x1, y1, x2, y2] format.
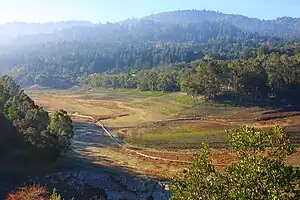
[27, 87, 300, 178]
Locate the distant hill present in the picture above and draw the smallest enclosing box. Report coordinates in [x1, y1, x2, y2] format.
[143, 10, 230, 24]
[1, 10, 300, 40]
[142, 10, 300, 37]
[0, 21, 93, 40]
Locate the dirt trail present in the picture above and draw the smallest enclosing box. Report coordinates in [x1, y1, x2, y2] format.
[70, 112, 193, 164]
[71, 112, 230, 166]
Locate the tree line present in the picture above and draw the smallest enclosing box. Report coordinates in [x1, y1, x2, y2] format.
[86, 53, 300, 102]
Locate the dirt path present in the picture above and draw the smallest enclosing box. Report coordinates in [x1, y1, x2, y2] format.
[70, 112, 193, 164]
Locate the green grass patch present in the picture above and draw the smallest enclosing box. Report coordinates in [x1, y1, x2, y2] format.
[127, 130, 228, 149]
[136, 130, 225, 140]
[171, 95, 200, 106]
[180, 100, 243, 118]
[117, 88, 167, 97]
[94, 88, 166, 97]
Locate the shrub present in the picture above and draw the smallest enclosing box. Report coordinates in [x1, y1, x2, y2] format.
[7, 185, 62, 200]
[171, 126, 300, 200]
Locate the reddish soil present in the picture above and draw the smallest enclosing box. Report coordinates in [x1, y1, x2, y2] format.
[72, 117, 92, 123]
[112, 147, 299, 172]
[136, 149, 238, 167]
[285, 151, 300, 166]
[134, 149, 194, 162]
[111, 147, 237, 168]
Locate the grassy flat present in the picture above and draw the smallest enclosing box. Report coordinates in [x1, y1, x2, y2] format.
[27, 87, 300, 149]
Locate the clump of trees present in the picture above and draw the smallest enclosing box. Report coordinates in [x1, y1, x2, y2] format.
[87, 53, 300, 102]
[0, 75, 73, 162]
[171, 126, 300, 199]
[87, 68, 181, 92]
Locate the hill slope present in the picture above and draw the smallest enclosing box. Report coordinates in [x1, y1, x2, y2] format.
[142, 10, 300, 37]
[0, 21, 93, 42]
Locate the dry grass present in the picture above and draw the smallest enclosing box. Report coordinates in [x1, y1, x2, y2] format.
[27, 89, 187, 128]
[74, 146, 184, 179]
[7, 185, 48, 200]
[28, 93, 124, 119]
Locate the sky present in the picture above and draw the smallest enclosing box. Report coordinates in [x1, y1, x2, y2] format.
[0, 0, 300, 24]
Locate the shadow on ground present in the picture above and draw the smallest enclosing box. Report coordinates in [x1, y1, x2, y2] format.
[1, 151, 171, 200]
[0, 122, 171, 200]
[213, 93, 300, 111]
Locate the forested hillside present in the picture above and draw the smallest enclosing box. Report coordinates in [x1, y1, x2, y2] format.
[0, 10, 300, 88]
[144, 10, 300, 37]
[0, 21, 92, 41]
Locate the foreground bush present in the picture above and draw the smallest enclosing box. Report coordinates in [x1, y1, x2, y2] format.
[171, 126, 300, 200]
[7, 185, 61, 200]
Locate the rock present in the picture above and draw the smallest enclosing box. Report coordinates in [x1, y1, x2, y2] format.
[152, 191, 172, 200]
[25, 170, 171, 200]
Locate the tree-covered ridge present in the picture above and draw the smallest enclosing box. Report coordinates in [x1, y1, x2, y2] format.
[2, 20, 298, 87]
[85, 53, 300, 102]
[143, 10, 300, 37]
[0, 75, 73, 162]
[2, 10, 300, 39]
[0, 21, 93, 41]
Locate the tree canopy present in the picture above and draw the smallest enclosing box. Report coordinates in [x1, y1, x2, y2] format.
[85, 53, 300, 103]
[0, 75, 73, 162]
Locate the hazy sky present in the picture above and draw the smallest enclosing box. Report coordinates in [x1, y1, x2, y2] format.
[0, 0, 300, 23]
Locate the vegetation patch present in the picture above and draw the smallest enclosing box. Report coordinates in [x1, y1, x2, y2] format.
[127, 129, 227, 149]
[171, 126, 300, 199]
[94, 88, 166, 97]
[117, 88, 167, 97]
[171, 95, 200, 106]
